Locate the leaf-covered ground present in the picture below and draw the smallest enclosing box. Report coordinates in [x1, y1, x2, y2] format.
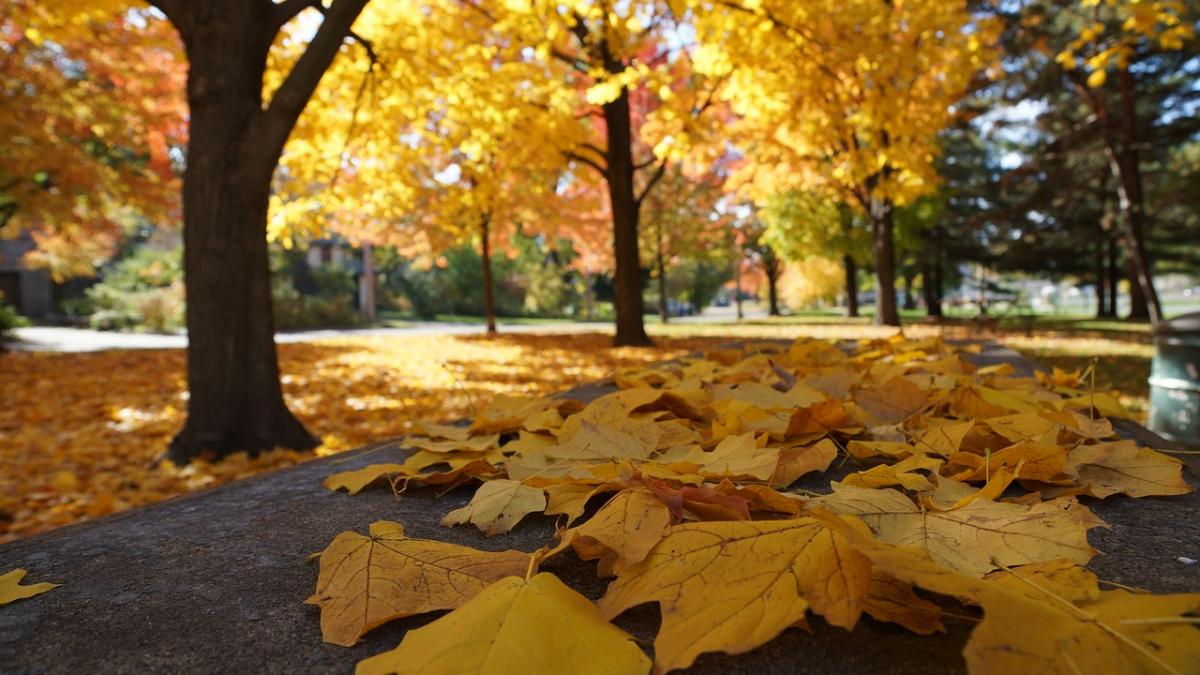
[311, 333, 1193, 675]
[0, 327, 1152, 544]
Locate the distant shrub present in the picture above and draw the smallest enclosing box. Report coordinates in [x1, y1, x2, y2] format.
[86, 247, 186, 333]
[0, 292, 28, 341]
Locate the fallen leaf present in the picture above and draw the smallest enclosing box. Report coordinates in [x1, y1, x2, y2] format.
[442, 479, 547, 535]
[815, 483, 1103, 576]
[599, 518, 870, 673]
[814, 512, 1200, 675]
[0, 568, 58, 605]
[567, 489, 673, 575]
[356, 573, 650, 675]
[1064, 440, 1191, 498]
[307, 521, 530, 646]
[854, 377, 928, 424]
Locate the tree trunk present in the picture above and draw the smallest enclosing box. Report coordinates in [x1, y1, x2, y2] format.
[734, 252, 744, 320]
[656, 219, 668, 324]
[169, 8, 306, 461]
[604, 86, 650, 346]
[763, 247, 782, 316]
[1126, 258, 1149, 320]
[162, 0, 368, 463]
[1094, 236, 1107, 319]
[1107, 236, 1119, 316]
[1105, 65, 1162, 325]
[902, 270, 916, 311]
[921, 263, 940, 318]
[359, 242, 376, 322]
[843, 254, 860, 318]
[869, 196, 900, 326]
[481, 215, 497, 335]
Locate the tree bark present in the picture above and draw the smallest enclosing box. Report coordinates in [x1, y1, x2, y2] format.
[480, 214, 496, 335]
[921, 263, 939, 318]
[603, 86, 650, 346]
[655, 219, 668, 323]
[869, 195, 900, 326]
[1080, 64, 1162, 325]
[160, 0, 369, 463]
[359, 242, 376, 322]
[843, 254, 860, 318]
[763, 246, 782, 316]
[902, 269, 917, 311]
[1107, 236, 1119, 316]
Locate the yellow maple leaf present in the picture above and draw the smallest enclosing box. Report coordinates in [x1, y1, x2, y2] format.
[815, 483, 1103, 576]
[442, 479, 547, 535]
[853, 377, 928, 424]
[356, 573, 650, 675]
[0, 568, 58, 605]
[1065, 440, 1191, 498]
[599, 518, 870, 673]
[307, 521, 530, 646]
[566, 488, 672, 576]
[815, 512, 1200, 675]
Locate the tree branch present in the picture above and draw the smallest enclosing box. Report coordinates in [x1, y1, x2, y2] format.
[564, 150, 607, 176]
[271, 0, 316, 30]
[635, 159, 668, 205]
[245, 0, 370, 176]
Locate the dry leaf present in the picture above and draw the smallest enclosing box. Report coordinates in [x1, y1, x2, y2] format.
[442, 479, 547, 535]
[307, 521, 530, 646]
[1064, 440, 1191, 498]
[854, 377, 928, 424]
[815, 512, 1200, 675]
[567, 489, 672, 575]
[0, 568, 58, 605]
[599, 518, 870, 673]
[815, 483, 1103, 576]
[356, 573, 650, 675]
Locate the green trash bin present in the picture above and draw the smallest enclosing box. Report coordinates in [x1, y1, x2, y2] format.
[1148, 312, 1200, 446]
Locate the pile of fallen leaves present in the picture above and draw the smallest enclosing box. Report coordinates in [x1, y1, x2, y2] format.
[0, 333, 727, 543]
[310, 335, 1195, 674]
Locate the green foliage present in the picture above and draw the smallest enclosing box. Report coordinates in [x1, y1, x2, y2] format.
[674, 260, 730, 311]
[270, 249, 361, 330]
[0, 292, 28, 340]
[85, 246, 185, 332]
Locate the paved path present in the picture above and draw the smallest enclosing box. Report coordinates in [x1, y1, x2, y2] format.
[6, 305, 771, 352]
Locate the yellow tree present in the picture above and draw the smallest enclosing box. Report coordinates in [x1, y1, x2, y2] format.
[271, 0, 581, 334]
[692, 0, 998, 325]
[481, 0, 725, 345]
[1053, 0, 1194, 325]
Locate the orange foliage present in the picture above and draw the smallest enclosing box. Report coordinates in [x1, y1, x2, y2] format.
[0, 333, 728, 543]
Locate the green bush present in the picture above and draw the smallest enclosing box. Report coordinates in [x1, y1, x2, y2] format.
[86, 247, 186, 332]
[1, 292, 28, 341]
[272, 285, 360, 330]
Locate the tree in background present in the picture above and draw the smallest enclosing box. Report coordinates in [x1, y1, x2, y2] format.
[1, 3, 186, 278]
[691, 0, 998, 326]
[1051, 0, 1195, 325]
[760, 191, 869, 318]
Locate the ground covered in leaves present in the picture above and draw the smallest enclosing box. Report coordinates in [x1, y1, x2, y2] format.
[0, 326, 1153, 544]
[309, 334, 1194, 675]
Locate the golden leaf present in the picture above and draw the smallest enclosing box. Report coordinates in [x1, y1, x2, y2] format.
[567, 488, 672, 575]
[307, 521, 530, 646]
[356, 574, 650, 675]
[0, 568, 58, 605]
[815, 483, 1103, 576]
[815, 512, 1200, 675]
[599, 518, 870, 673]
[853, 377, 928, 424]
[1065, 440, 1191, 498]
[442, 479, 547, 535]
